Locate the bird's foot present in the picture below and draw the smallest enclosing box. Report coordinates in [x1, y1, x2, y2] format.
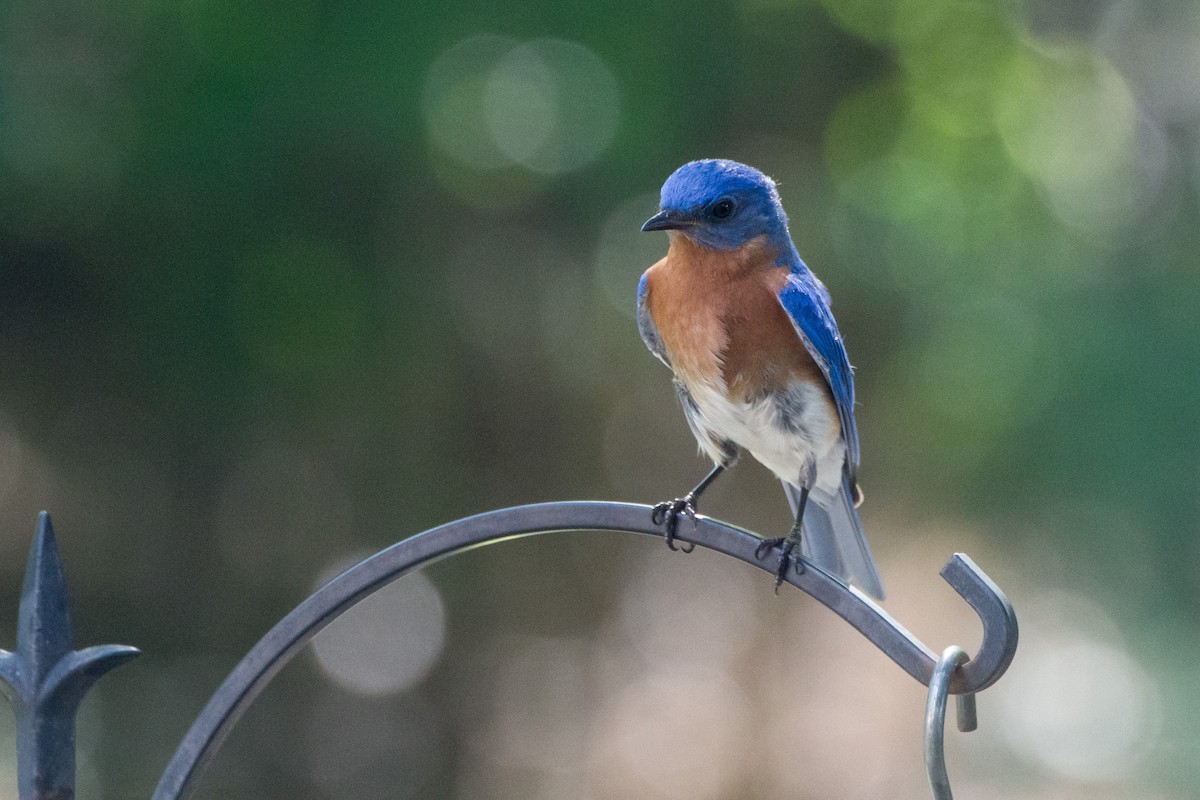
[754, 535, 805, 594]
[650, 495, 698, 553]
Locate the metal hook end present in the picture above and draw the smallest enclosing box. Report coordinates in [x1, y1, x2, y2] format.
[925, 645, 970, 800]
[938, 553, 1019, 694]
[956, 693, 977, 733]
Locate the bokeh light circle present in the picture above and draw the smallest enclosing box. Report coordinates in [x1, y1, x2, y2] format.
[998, 592, 1163, 782]
[422, 35, 519, 171]
[487, 39, 620, 174]
[994, 49, 1151, 235]
[310, 554, 447, 696]
[424, 36, 619, 174]
[1000, 637, 1161, 780]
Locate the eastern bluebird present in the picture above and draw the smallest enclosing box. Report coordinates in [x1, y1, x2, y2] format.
[637, 159, 884, 598]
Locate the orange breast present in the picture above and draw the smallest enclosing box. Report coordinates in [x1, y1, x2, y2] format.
[644, 234, 828, 403]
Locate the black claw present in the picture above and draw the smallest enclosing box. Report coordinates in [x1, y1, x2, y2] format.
[755, 536, 804, 594]
[755, 536, 785, 560]
[772, 546, 792, 592]
[651, 495, 698, 553]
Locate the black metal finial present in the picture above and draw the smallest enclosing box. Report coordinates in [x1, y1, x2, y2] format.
[0, 512, 140, 800]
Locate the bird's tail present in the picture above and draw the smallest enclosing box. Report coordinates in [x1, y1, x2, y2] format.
[783, 474, 885, 600]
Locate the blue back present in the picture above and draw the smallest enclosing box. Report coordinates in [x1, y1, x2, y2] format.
[777, 263, 860, 474]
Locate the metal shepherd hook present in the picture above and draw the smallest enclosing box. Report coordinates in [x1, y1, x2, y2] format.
[0, 504, 1019, 800]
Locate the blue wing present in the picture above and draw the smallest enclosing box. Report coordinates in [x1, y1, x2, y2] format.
[777, 267, 860, 477]
[636, 273, 670, 368]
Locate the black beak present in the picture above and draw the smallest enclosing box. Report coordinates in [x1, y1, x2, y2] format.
[641, 210, 693, 232]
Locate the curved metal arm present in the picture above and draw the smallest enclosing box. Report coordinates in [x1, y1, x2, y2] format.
[152, 501, 1018, 800]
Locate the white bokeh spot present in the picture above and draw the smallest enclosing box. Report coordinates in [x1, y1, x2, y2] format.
[310, 554, 447, 696]
[424, 36, 619, 175]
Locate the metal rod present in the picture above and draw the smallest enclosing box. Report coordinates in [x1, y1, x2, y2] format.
[956, 694, 978, 733]
[925, 645, 970, 800]
[151, 501, 1018, 800]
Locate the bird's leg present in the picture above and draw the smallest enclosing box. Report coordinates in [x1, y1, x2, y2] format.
[756, 459, 816, 593]
[754, 486, 808, 593]
[651, 463, 726, 553]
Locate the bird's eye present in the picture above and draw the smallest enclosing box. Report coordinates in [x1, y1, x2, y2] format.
[711, 198, 735, 220]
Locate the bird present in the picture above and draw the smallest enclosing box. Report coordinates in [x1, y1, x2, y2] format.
[636, 159, 884, 599]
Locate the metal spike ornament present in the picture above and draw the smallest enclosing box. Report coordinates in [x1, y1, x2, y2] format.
[0, 513, 139, 800]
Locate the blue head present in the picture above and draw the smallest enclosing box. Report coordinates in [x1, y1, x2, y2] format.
[641, 159, 789, 250]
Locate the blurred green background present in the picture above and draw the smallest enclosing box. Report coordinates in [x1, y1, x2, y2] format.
[1, 0, 1198, 797]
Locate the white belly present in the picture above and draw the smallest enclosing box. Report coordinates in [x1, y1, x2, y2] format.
[685, 378, 845, 493]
